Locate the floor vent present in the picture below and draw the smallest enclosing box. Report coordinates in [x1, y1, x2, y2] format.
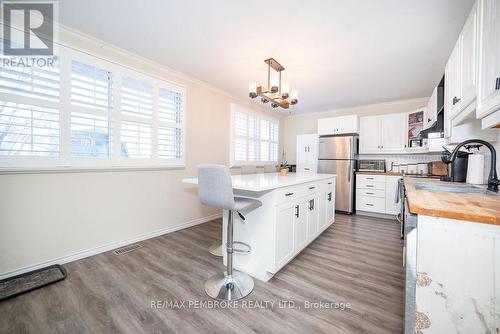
[112, 243, 143, 255]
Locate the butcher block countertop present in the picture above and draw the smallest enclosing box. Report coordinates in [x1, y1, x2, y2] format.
[404, 177, 500, 225]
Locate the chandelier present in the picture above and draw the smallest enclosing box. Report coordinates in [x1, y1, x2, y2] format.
[248, 58, 298, 109]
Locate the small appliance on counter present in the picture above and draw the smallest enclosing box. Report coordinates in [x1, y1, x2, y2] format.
[428, 161, 448, 176]
[358, 159, 385, 172]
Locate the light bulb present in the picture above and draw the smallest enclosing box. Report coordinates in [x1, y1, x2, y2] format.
[281, 83, 290, 99]
[290, 89, 298, 105]
[249, 82, 257, 98]
[270, 75, 279, 93]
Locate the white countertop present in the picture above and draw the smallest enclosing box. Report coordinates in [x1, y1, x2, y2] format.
[182, 172, 336, 192]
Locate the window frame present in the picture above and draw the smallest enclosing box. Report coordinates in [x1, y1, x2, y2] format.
[229, 103, 280, 167]
[0, 45, 186, 172]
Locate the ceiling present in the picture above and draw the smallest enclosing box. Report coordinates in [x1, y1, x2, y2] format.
[58, 0, 475, 114]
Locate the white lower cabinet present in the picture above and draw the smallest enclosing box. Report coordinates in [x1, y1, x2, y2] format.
[307, 195, 320, 239]
[356, 174, 401, 216]
[275, 203, 296, 269]
[273, 178, 336, 273]
[293, 201, 308, 252]
[385, 176, 401, 215]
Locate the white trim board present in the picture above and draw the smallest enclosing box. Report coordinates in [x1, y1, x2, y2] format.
[0, 212, 222, 280]
[288, 97, 430, 118]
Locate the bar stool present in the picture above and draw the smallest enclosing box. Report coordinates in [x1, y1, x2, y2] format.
[240, 165, 257, 175]
[197, 164, 262, 300]
[263, 164, 277, 173]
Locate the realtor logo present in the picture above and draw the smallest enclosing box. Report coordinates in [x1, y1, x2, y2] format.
[1, 1, 57, 56]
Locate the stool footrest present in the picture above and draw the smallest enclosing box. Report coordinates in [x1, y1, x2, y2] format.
[232, 241, 251, 254]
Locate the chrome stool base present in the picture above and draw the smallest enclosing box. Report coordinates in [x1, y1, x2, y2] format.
[204, 270, 254, 301]
[209, 243, 223, 257]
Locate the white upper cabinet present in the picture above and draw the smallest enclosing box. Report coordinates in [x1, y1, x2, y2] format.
[425, 87, 438, 129]
[460, 2, 479, 111]
[381, 113, 407, 151]
[445, 2, 478, 121]
[359, 114, 406, 154]
[446, 40, 463, 121]
[359, 116, 382, 153]
[477, 0, 500, 123]
[317, 115, 359, 135]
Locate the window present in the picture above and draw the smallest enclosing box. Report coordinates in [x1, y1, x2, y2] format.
[70, 60, 113, 158]
[0, 45, 185, 170]
[0, 60, 60, 158]
[231, 104, 279, 166]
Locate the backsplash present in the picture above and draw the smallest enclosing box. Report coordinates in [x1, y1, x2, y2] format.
[357, 153, 442, 172]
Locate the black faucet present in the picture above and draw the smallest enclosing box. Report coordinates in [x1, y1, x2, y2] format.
[442, 139, 499, 192]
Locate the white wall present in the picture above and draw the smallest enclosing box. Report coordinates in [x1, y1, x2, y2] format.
[283, 98, 428, 163]
[0, 29, 284, 277]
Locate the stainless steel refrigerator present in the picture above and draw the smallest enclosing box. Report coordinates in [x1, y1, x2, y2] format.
[318, 135, 358, 214]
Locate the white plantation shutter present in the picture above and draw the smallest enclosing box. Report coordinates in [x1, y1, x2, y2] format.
[70, 60, 113, 157]
[248, 116, 259, 161]
[0, 44, 185, 170]
[0, 59, 60, 158]
[0, 101, 59, 156]
[158, 88, 182, 123]
[231, 106, 279, 164]
[0, 65, 60, 102]
[121, 77, 153, 119]
[234, 111, 248, 161]
[120, 120, 152, 158]
[157, 87, 183, 160]
[71, 61, 112, 111]
[270, 121, 279, 161]
[158, 126, 182, 159]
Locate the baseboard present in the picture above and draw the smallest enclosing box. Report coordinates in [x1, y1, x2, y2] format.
[356, 210, 398, 220]
[0, 212, 222, 280]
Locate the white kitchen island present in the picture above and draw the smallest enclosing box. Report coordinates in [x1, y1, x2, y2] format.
[183, 172, 336, 281]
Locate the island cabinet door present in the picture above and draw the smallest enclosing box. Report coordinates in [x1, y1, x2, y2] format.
[324, 189, 335, 227]
[274, 202, 296, 270]
[307, 195, 320, 240]
[294, 201, 308, 252]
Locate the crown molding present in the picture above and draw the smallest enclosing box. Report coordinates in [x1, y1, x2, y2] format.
[287, 97, 430, 118]
[54, 22, 278, 117]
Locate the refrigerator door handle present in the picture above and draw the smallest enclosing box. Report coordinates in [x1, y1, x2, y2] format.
[348, 137, 352, 159]
[348, 160, 351, 182]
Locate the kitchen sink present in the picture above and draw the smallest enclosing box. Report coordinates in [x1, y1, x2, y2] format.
[414, 182, 500, 196]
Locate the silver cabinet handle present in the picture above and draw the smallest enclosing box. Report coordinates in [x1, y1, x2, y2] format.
[366, 203, 374, 207]
[366, 177, 374, 180]
[366, 192, 374, 195]
[366, 185, 374, 188]
[309, 186, 315, 190]
[327, 182, 332, 185]
[295, 205, 299, 218]
[285, 192, 294, 197]
[496, 77, 500, 90]
[328, 192, 332, 201]
[309, 199, 315, 210]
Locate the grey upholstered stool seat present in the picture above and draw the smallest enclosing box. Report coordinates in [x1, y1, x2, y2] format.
[234, 197, 262, 211]
[197, 164, 262, 301]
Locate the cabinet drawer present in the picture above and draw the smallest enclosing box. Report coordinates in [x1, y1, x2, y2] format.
[356, 195, 385, 213]
[356, 174, 386, 183]
[357, 189, 385, 198]
[356, 181, 386, 190]
[275, 185, 304, 205]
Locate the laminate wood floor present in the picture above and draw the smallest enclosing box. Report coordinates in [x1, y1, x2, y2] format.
[0, 214, 404, 334]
